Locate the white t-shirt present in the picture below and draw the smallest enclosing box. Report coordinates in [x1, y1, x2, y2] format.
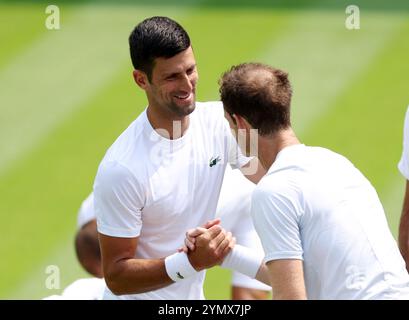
[77, 168, 270, 293]
[398, 106, 409, 179]
[252, 144, 409, 300]
[43, 278, 105, 300]
[216, 166, 271, 291]
[94, 101, 250, 300]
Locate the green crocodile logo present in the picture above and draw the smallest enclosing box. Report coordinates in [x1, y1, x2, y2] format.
[209, 156, 221, 167]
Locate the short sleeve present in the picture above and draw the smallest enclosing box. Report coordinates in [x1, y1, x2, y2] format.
[231, 270, 271, 291]
[93, 161, 145, 238]
[398, 106, 409, 180]
[251, 181, 304, 263]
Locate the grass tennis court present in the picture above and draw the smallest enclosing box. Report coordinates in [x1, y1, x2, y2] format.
[0, 0, 408, 299]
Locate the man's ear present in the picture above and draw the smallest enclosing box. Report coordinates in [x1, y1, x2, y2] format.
[233, 114, 251, 131]
[133, 70, 149, 90]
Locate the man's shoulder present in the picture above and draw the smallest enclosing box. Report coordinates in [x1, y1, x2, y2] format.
[112, 113, 145, 147]
[100, 113, 147, 166]
[253, 174, 281, 195]
[95, 160, 138, 187]
[254, 170, 303, 202]
[96, 121, 148, 188]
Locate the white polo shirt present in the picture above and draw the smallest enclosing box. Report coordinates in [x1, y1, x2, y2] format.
[252, 144, 409, 299]
[398, 106, 409, 179]
[94, 101, 249, 300]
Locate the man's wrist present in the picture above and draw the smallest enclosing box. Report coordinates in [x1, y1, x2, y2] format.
[221, 244, 263, 278]
[165, 252, 198, 282]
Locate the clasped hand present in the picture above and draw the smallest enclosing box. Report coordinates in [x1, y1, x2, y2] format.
[181, 218, 236, 271]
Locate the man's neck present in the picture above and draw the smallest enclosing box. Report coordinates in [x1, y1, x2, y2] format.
[146, 105, 190, 140]
[258, 128, 301, 171]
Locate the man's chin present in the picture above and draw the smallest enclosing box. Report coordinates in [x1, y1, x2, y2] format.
[183, 102, 196, 116]
[170, 100, 196, 117]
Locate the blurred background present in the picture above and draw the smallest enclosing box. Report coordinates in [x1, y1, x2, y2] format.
[0, 0, 408, 299]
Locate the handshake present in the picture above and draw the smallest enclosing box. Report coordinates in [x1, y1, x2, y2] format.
[181, 218, 236, 271]
[164, 218, 269, 285]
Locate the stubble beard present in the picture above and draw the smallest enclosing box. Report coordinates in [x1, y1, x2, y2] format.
[167, 96, 196, 118]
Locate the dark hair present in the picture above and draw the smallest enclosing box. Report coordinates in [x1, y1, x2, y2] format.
[219, 63, 292, 136]
[75, 220, 102, 278]
[129, 16, 191, 81]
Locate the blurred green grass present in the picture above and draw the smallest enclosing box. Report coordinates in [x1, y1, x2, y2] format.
[0, 1, 408, 299]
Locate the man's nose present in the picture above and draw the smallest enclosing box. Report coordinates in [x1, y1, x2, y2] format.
[180, 74, 193, 92]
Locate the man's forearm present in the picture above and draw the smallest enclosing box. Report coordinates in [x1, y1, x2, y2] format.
[105, 258, 173, 295]
[266, 259, 307, 300]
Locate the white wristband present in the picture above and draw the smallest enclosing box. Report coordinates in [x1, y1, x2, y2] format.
[221, 244, 263, 278]
[164, 252, 198, 282]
